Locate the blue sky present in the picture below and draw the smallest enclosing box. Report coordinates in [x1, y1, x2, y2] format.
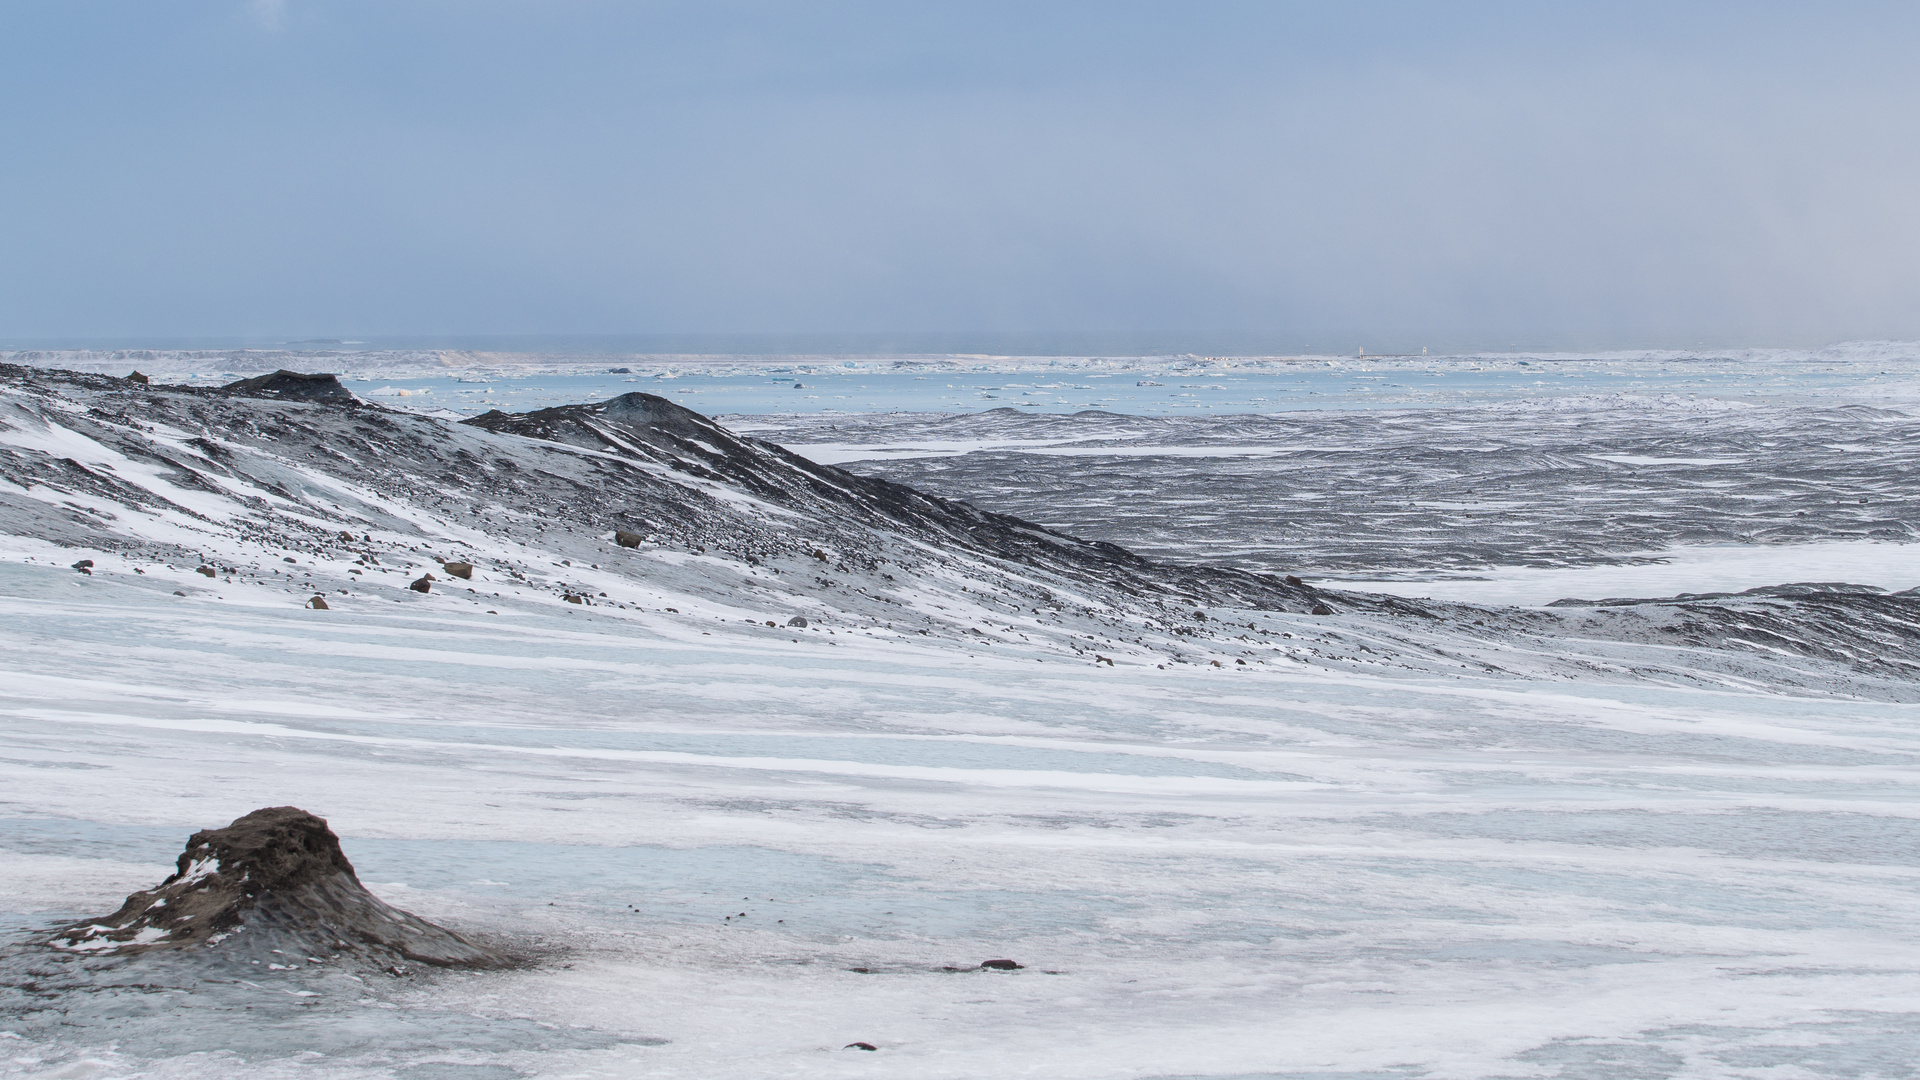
[3, 2, 1918, 349]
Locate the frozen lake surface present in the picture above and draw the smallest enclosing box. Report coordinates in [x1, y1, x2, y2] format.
[20, 339, 1920, 416]
[2, 352, 1918, 1078]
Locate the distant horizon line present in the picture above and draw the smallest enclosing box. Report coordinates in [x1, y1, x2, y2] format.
[0, 331, 1905, 359]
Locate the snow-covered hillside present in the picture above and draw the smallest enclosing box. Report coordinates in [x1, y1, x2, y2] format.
[3, 364, 1919, 1078]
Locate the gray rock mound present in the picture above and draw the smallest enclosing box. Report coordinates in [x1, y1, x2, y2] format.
[221, 370, 355, 404]
[43, 807, 508, 969]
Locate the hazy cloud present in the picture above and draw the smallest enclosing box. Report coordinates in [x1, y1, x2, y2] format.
[1, 1, 1917, 347]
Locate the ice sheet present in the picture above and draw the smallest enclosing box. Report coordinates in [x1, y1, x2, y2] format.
[1336, 540, 1920, 606]
[5, 361, 1920, 1079]
[3, 563, 1919, 1079]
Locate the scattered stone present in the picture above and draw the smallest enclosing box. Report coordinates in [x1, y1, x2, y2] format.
[441, 561, 474, 580]
[307, 596, 329, 610]
[127, 371, 150, 384]
[410, 576, 432, 593]
[980, 959, 1023, 970]
[71, 559, 93, 574]
[845, 1042, 877, 1051]
[1310, 603, 1335, 615]
[787, 616, 809, 628]
[614, 530, 645, 548]
[196, 566, 217, 577]
[41, 807, 509, 968]
[765, 620, 777, 627]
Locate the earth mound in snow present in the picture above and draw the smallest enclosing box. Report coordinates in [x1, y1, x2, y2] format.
[219, 369, 356, 404]
[45, 807, 508, 969]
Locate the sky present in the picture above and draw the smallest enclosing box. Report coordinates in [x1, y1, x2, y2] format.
[3, 1, 1919, 351]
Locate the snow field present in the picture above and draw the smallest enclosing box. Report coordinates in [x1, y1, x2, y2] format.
[4, 562, 1919, 1078]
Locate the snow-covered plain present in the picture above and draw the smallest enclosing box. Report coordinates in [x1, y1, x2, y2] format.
[3, 360, 1919, 1079]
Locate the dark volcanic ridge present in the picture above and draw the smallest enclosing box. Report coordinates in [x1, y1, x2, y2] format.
[4, 362, 1920, 698]
[42, 807, 509, 970]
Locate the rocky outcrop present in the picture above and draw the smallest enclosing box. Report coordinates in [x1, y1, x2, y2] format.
[221, 370, 355, 404]
[43, 807, 508, 969]
[464, 392, 1325, 612]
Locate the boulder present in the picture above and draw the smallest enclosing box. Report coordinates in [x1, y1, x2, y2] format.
[42, 807, 508, 968]
[614, 530, 645, 548]
[127, 371, 150, 384]
[409, 576, 432, 593]
[564, 594, 584, 604]
[441, 561, 474, 580]
[196, 566, 217, 577]
[787, 616, 809, 628]
[307, 596, 330, 610]
[1310, 603, 1335, 616]
[71, 559, 93, 575]
[979, 959, 1023, 970]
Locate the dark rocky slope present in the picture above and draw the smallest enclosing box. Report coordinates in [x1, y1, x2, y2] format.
[3, 362, 1920, 697]
[464, 391, 1332, 610]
